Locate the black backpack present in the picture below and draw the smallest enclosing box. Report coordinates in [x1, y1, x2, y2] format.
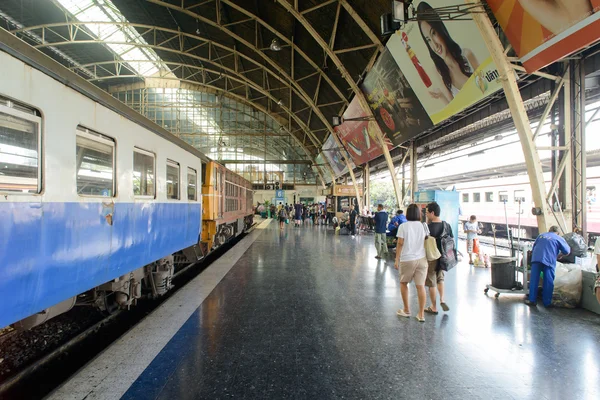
[439, 221, 457, 272]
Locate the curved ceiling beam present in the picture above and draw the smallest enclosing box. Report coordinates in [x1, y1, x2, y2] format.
[23, 33, 324, 150]
[273, 0, 397, 208]
[12, 21, 326, 144]
[141, 1, 347, 150]
[93, 71, 333, 183]
[146, 0, 347, 104]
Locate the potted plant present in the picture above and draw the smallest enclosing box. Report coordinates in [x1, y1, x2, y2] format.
[264, 200, 271, 218]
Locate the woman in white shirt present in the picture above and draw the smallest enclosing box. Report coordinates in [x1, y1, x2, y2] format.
[394, 204, 429, 322]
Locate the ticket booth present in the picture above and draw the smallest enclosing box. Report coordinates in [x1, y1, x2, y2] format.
[325, 185, 363, 220]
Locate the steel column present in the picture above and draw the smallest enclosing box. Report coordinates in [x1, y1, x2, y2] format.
[571, 58, 587, 237]
[410, 143, 418, 201]
[468, 0, 556, 232]
[364, 163, 370, 211]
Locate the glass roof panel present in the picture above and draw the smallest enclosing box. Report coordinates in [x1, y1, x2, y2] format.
[109, 87, 321, 184]
[54, 0, 168, 77]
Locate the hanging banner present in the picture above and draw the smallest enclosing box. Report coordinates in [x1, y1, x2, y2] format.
[322, 134, 353, 178]
[387, 0, 503, 125]
[314, 153, 331, 182]
[361, 47, 432, 146]
[487, 0, 600, 72]
[334, 97, 393, 166]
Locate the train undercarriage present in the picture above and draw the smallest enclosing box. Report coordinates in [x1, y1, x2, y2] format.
[11, 215, 254, 331]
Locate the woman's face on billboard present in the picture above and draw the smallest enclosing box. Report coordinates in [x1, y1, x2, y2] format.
[420, 21, 447, 59]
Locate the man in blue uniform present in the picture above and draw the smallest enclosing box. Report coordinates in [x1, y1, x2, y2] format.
[526, 226, 570, 307]
[387, 210, 407, 237]
[373, 204, 389, 259]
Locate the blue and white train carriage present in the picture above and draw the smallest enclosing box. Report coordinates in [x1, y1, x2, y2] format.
[0, 28, 211, 329]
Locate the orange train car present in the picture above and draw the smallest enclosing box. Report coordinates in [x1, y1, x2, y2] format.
[201, 160, 254, 253]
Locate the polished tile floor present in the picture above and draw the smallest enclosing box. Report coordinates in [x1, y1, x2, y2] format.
[122, 223, 600, 400]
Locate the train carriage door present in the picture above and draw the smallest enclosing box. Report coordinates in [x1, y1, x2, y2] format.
[217, 167, 224, 219]
[75, 128, 115, 284]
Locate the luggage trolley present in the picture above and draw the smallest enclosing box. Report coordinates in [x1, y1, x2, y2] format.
[484, 243, 531, 298]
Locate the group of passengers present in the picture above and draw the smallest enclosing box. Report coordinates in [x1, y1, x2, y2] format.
[373, 202, 451, 322]
[274, 202, 327, 229]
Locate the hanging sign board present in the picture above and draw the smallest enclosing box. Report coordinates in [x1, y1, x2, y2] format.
[386, 0, 503, 124]
[333, 184, 363, 197]
[487, 0, 600, 72]
[322, 134, 354, 177]
[361, 47, 433, 146]
[334, 97, 393, 166]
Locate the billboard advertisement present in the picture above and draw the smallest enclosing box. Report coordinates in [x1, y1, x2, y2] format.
[334, 97, 393, 166]
[361, 47, 432, 146]
[322, 134, 353, 178]
[314, 153, 331, 182]
[487, 0, 600, 72]
[387, 0, 503, 124]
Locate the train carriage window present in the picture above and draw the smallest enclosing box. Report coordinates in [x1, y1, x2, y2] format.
[76, 129, 115, 197]
[187, 168, 197, 201]
[0, 106, 41, 194]
[473, 193, 481, 202]
[514, 190, 526, 203]
[201, 162, 206, 185]
[133, 148, 155, 197]
[166, 160, 180, 200]
[485, 192, 494, 202]
[499, 191, 508, 202]
[462, 193, 469, 202]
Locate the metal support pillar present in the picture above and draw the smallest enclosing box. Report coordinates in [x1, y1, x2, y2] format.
[376, 133, 403, 208]
[571, 58, 587, 238]
[410, 142, 418, 201]
[364, 163, 370, 211]
[401, 161, 406, 201]
[560, 63, 573, 214]
[468, 0, 556, 232]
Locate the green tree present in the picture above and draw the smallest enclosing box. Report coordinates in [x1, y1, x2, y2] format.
[369, 180, 398, 211]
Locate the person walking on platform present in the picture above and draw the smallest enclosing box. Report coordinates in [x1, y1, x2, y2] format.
[424, 202, 451, 314]
[464, 215, 481, 265]
[349, 205, 358, 238]
[294, 202, 303, 227]
[373, 204, 389, 259]
[395, 204, 429, 322]
[525, 226, 570, 308]
[278, 206, 287, 230]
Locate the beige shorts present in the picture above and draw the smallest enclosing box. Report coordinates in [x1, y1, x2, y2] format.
[399, 257, 428, 285]
[425, 260, 445, 287]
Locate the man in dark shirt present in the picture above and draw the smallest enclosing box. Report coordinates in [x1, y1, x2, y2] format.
[349, 205, 358, 238]
[424, 202, 451, 314]
[373, 204, 389, 259]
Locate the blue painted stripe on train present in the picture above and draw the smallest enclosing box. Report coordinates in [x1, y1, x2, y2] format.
[0, 202, 201, 328]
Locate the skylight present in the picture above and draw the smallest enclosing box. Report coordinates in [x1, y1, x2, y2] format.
[54, 0, 168, 77]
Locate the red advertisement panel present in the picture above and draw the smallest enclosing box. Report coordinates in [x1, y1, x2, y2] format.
[487, 0, 600, 72]
[334, 97, 393, 166]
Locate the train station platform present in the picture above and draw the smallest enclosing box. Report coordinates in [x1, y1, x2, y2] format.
[50, 219, 600, 400]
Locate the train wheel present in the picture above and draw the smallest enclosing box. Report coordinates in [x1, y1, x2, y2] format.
[484, 288, 489, 294]
[97, 291, 119, 315]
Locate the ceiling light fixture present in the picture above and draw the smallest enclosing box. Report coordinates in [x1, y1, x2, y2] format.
[277, 99, 283, 106]
[270, 38, 282, 51]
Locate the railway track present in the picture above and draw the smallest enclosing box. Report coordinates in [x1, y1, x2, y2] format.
[0, 225, 255, 400]
[458, 233, 534, 252]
